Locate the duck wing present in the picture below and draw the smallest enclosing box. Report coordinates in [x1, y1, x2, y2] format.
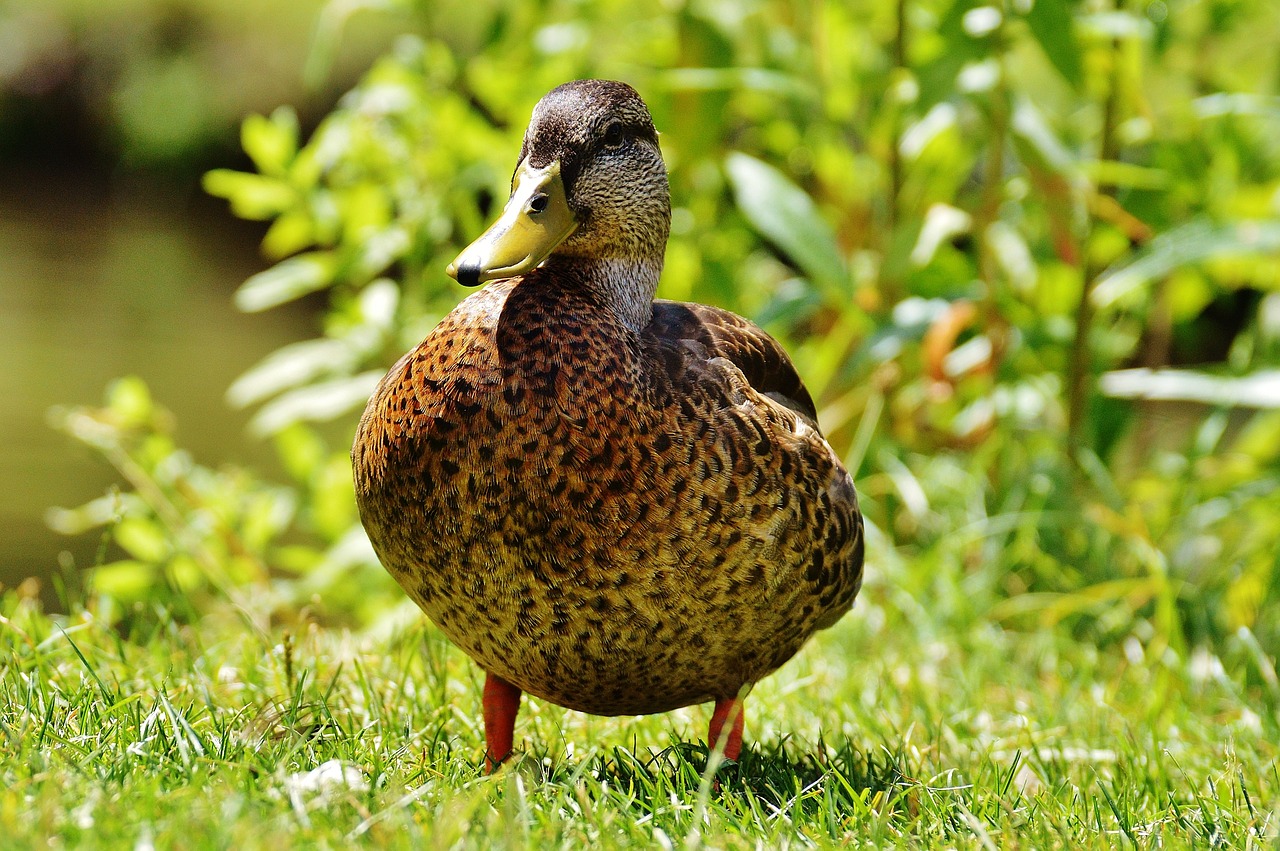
[647, 300, 818, 424]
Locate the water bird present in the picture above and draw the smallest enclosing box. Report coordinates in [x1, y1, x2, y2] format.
[353, 79, 864, 771]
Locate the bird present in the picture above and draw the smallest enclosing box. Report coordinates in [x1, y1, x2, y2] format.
[352, 79, 864, 772]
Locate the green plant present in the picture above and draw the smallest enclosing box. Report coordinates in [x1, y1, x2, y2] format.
[47, 376, 404, 626]
[53, 0, 1280, 659]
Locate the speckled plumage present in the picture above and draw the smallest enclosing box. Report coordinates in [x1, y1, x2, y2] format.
[353, 80, 864, 752]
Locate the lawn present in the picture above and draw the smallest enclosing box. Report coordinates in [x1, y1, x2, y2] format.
[3, 566, 1275, 848]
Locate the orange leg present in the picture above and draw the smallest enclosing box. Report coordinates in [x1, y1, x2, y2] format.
[482, 671, 522, 772]
[707, 695, 745, 761]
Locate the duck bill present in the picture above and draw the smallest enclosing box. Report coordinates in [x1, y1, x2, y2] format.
[447, 159, 578, 286]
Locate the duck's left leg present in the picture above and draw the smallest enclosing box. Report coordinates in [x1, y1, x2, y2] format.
[483, 671, 522, 772]
[707, 695, 745, 761]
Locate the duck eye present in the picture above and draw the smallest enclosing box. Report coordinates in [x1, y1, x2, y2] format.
[602, 122, 626, 149]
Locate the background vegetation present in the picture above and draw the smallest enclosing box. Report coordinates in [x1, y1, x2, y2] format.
[4, 0, 1280, 846]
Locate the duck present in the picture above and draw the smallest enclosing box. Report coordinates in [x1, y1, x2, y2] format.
[352, 79, 864, 771]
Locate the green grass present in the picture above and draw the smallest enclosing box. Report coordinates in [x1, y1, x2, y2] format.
[3, 571, 1277, 850]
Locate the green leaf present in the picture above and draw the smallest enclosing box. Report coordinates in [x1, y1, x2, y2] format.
[358, 278, 400, 329]
[911, 203, 972, 267]
[203, 170, 296, 221]
[274, 424, 329, 483]
[1093, 220, 1280, 308]
[1024, 0, 1083, 88]
[1194, 93, 1280, 120]
[234, 253, 336, 313]
[240, 489, 298, 552]
[169, 554, 203, 591]
[114, 517, 169, 563]
[916, 0, 987, 109]
[263, 211, 316, 260]
[248, 372, 384, 436]
[655, 67, 815, 99]
[1081, 160, 1170, 190]
[107, 376, 155, 428]
[1077, 10, 1153, 40]
[226, 338, 354, 408]
[92, 560, 157, 600]
[351, 226, 411, 280]
[724, 152, 847, 299]
[241, 107, 299, 177]
[1232, 410, 1280, 464]
[313, 455, 357, 537]
[1011, 99, 1078, 176]
[44, 493, 144, 536]
[1100, 368, 1280, 409]
[1010, 99, 1084, 263]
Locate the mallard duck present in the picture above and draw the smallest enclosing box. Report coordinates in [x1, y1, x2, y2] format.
[353, 80, 864, 770]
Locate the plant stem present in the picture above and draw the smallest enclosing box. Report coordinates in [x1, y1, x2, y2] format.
[972, 21, 1011, 369]
[888, 0, 908, 231]
[1067, 29, 1125, 470]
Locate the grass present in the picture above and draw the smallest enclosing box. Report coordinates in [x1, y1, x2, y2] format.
[3, 560, 1277, 850]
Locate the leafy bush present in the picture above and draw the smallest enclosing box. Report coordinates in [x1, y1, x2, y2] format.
[48, 376, 406, 627]
[53, 0, 1280, 666]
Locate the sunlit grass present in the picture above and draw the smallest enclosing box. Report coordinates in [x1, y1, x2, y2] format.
[3, 573, 1275, 848]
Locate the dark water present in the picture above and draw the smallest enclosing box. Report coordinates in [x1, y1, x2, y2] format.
[0, 169, 316, 595]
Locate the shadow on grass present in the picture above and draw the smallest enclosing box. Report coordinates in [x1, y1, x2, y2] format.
[520, 737, 918, 821]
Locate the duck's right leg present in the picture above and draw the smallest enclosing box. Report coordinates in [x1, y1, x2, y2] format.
[707, 695, 745, 761]
[482, 671, 522, 772]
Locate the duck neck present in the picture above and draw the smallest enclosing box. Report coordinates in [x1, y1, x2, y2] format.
[545, 254, 663, 332]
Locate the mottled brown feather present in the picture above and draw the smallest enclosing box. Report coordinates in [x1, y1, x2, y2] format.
[647, 300, 819, 422]
[352, 80, 864, 719]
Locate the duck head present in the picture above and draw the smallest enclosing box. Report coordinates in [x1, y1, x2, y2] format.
[447, 80, 671, 328]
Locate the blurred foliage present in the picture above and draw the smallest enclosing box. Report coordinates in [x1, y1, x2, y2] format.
[0, 0, 402, 166]
[47, 377, 405, 628]
[49, 0, 1280, 670]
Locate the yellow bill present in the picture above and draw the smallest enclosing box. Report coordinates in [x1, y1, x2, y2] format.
[447, 159, 578, 286]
